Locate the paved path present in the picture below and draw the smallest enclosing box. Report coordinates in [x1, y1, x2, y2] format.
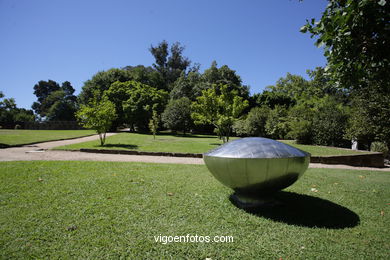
[0, 134, 389, 171]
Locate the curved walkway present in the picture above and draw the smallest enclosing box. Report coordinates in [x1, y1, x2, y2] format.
[0, 134, 389, 171]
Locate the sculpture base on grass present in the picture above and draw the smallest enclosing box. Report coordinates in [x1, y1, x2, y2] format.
[229, 193, 282, 210]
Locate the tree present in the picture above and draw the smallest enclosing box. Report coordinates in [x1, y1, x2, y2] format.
[253, 91, 295, 109]
[191, 84, 248, 142]
[32, 80, 77, 121]
[76, 95, 117, 146]
[78, 69, 133, 105]
[0, 94, 35, 123]
[201, 61, 250, 100]
[119, 81, 168, 131]
[312, 96, 349, 147]
[265, 105, 289, 139]
[123, 65, 165, 90]
[170, 71, 202, 100]
[265, 73, 311, 99]
[245, 106, 271, 137]
[148, 110, 160, 139]
[301, 0, 390, 92]
[150, 41, 191, 90]
[302, 0, 390, 149]
[162, 97, 193, 134]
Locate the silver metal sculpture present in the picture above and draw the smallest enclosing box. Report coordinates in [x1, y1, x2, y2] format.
[204, 137, 310, 202]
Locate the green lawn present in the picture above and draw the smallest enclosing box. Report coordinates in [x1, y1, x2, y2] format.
[54, 132, 366, 156]
[0, 130, 96, 147]
[0, 161, 388, 259]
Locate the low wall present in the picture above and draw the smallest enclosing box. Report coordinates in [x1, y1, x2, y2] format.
[310, 152, 384, 168]
[79, 149, 384, 168]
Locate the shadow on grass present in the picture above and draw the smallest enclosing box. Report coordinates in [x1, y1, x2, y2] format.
[101, 144, 138, 150]
[231, 191, 360, 229]
[209, 143, 222, 146]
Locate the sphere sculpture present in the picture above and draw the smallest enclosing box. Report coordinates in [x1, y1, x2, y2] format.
[203, 137, 310, 199]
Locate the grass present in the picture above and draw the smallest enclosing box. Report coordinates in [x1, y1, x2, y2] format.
[54, 132, 366, 156]
[0, 129, 96, 147]
[0, 161, 389, 259]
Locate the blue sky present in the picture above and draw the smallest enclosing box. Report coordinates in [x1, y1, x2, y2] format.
[0, 0, 327, 109]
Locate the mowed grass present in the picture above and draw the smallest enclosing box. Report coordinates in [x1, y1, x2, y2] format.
[0, 161, 389, 259]
[0, 129, 96, 147]
[55, 132, 366, 156]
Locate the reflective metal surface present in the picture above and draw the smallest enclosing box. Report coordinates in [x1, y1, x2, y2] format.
[204, 137, 310, 195]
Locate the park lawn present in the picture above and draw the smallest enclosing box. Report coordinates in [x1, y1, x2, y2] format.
[54, 132, 366, 156]
[0, 129, 96, 147]
[0, 161, 388, 259]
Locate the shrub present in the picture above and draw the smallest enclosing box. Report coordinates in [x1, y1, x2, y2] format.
[245, 106, 270, 137]
[371, 142, 389, 158]
[162, 97, 192, 134]
[232, 119, 247, 137]
[265, 105, 289, 139]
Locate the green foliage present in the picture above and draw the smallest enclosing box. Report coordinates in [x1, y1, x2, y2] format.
[120, 81, 168, 132]
[162, 97, 192, 134]
[32, 80, 77, 121]
[79, 69, 133, 105]
[346, 89, 390, 150]
[0, 94, 35, 122]
[76, 95, 117, 145]
[150, 41, 191, 90]
[312, 96, 349, 147]
[302, 0, 390, 92]
[371, 141, 389, 158]
[148, 110, 160, 139]
[245, 106, 270, 137]
[302, 0, 390, 149]
[266, 73, 311, 99]
[232, 119, 247, 137]
[191, 84, 248, 142]
[265, 105, 289, 139]
[253, 90, 295, 109]
[287, 101, 316, 144]
[202, 61, 250, 99]
[170, 71, 202, 100]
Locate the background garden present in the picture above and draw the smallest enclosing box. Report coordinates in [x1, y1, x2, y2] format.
[1, 0, 389, 156]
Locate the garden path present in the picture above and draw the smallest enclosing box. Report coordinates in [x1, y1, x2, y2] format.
[0, 133, 388, 171]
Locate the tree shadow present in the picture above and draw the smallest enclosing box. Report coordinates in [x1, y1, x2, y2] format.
[230, 191, 360, 229]
[102, 144, 138, 149]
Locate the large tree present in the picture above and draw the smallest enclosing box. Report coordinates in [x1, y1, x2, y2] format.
[302, 0, 390, 149]
[111, 81, 168, 131]
[78, 68, 133, 105]
[149, 41, 191, 90]
[0, 93, 35, 123]
[32, 80, 77, 121]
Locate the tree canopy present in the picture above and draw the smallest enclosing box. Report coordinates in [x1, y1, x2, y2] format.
[32, 80, 77, 121]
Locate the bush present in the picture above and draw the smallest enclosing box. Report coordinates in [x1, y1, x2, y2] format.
[265, 105, 289, 139]
[371, 142, 389, 158]
[287, 119, 313, 144]
[245, 106, 270, 137]
[162, 97, 192, 134]
[232, 119, 247, 137]
[312, 96, 349, 147]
